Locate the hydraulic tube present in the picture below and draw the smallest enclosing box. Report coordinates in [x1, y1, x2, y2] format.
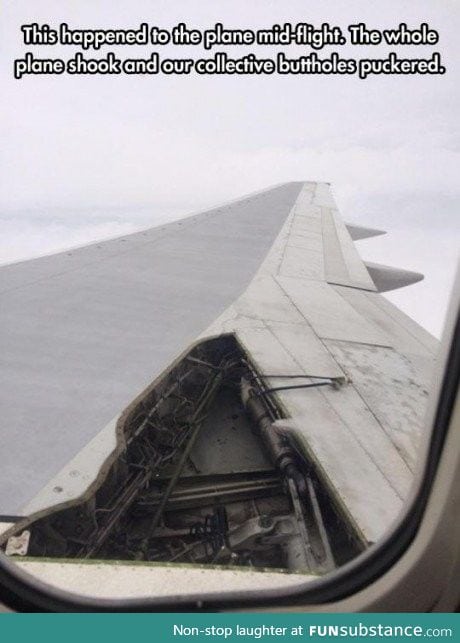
[240, 378, 306, 495]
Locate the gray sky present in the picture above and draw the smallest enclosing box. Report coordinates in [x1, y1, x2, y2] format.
[1, 0, 459, 336]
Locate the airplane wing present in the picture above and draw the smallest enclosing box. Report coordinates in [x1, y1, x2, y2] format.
[0, 181, 438, 587]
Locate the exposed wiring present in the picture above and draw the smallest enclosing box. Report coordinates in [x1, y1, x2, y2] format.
[256, 381, 333, 396]
[259, 374, 335, 380]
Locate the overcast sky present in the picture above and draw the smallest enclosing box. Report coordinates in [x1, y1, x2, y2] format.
[1, 0, 459, 337]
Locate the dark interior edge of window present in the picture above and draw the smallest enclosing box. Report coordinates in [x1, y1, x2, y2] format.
[0, 312, 458, 612]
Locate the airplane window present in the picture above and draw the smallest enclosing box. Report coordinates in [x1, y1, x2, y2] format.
[1, 2, 459, 612]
